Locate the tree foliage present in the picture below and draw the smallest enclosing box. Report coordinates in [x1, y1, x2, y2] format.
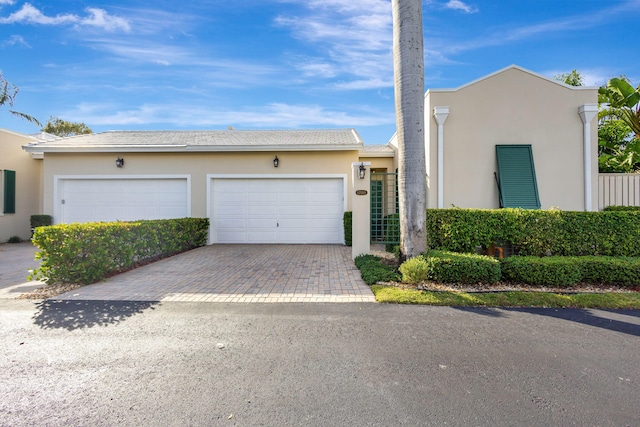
[598, 77, 640, 172]
[0, 73, 41, 126]
[554, 69, 583, 87]
[42, 116, 92, 137]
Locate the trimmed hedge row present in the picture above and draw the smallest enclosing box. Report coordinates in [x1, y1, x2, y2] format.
[400, 251, 501, 285]
[426, 208, 640, 257]
[31, 218, 209, 285]
[502, 256, 640, 287]
[602, 206, 640, 212]
[357, 252, 640, 288]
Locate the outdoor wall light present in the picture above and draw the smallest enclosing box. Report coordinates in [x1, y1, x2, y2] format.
[116, 157, 125, 168]
[358, 162, 366, 179]
[273, 156, 279, 168]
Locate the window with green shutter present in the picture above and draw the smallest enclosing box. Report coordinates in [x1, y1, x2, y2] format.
[495, 145, 541, 209]
[3, 170, 16, 214]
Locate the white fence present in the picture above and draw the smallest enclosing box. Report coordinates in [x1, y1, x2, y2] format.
[598, 174, 640, 210]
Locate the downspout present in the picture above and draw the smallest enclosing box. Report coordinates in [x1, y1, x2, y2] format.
[578, 104, 598, 211]
[433, 106, 450, 208]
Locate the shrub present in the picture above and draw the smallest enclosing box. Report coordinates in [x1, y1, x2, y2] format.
[343, 211, 352, 246]
[425, 250, 501, 284]
[354, 254, 401, 285]
[30, 218, 209, 285]
[426, 208, 640, 257]
[573, 256, 640, 286]
[30, 215, 53, 229]
[501, 256, 582, 287]
[7, 236, 22, 243]
[399, 255, 429, 284]
[602, 205, 640, 212]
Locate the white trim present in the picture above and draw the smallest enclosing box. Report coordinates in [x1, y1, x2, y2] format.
[206, 174, 348, 244]
[433, 106, 450, 209]
[24, 144, 363, 153]
[579, 104, 598, 211]
[426, 65, 598, 95]
[53, 174, 191, 224]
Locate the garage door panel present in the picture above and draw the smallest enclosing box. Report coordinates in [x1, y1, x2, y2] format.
[60, 179, 188, 224]
[212, 178, 344, 244]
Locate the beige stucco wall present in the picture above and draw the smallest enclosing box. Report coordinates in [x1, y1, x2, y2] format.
[358, 156, 395, 173]
[425, 67, 598, 211]
[41, 150, 360, 222]
[0, 129, 43, 242]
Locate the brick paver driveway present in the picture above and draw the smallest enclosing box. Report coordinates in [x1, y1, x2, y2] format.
[55, 245, 375, 303]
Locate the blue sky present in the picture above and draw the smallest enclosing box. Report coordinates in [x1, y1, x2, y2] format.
[0, 0, 637, 145]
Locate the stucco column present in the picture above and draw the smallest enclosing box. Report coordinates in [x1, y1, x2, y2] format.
[433, 106, 450, 208]
[579, 104, 598, 211]
[351, 162, 371, 259]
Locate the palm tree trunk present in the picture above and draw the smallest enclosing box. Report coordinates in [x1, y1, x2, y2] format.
[392, 0, 427, 261]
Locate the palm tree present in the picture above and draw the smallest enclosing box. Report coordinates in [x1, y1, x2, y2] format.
[598, 77, 640, 139]
[0, 74, 41, 126]
[392, 0, 427, 261]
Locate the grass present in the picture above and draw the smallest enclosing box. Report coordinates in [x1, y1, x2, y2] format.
[371, 285, 640, 309]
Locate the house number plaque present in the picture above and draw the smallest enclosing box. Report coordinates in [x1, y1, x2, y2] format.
[355, 190, 368, 196]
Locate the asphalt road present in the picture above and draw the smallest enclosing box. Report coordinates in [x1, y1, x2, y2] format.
[1, 300, 638, 426]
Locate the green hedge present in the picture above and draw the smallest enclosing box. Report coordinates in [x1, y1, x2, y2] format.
[343, 211, 352, 246]
[425, 250, 501, 284]
[602, 205, 640, 212]
[30, 218, 209, 285]
[30, 215, 53, 229]
[501, 256, 640, 287]
[384, 213, 400, 252]
[426, 208, 640, 257]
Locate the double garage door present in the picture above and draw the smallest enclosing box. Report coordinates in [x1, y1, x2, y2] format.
[57, 177, 344, 244]
[211, 178, 344, 244]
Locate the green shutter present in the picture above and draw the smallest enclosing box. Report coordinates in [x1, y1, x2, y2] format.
[3, 170, 16, 214]
[495, 145, 541, 209]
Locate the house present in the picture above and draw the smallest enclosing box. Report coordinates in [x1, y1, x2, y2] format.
[0, 129, 44, 242]
[390, 65, 599, 211]
[17, 64, 600, 256]
[21, 129, 395, 249]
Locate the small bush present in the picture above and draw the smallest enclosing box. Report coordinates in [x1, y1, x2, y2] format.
[425, 250, 501, 284]
[343, 211, 352, 246]
[7, 236, 22, 243]
[501, 256, 582, 286]
[572, 256, 640, 286]
[399, 255, 429, 284]
[30, 215, 53, 229]
[354, 254, 401, 285]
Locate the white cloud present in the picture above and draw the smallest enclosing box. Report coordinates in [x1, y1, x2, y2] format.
[444, 1, 478, 14]
[66, 101, 394, 128]
[0, 3, 130, 32]
[1, 34, 29, 47]
[0, 0, 16, 5]
[275, 0, 393, 89]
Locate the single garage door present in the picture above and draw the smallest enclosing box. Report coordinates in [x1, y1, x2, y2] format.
[58, 178, 189, 224]
[211, 178, 344, 244]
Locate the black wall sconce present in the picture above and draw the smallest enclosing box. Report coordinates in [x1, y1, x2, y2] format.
[116, 157, 125, 168]
[358, 162, 366, 179]
[273, 156, 279, 168]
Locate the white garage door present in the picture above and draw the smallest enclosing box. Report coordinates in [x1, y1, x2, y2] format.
[58, 178, 189, 224]
[211, 178, 344, 244]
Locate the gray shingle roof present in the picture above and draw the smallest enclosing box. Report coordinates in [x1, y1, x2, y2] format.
[23, 128, 364, 152]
